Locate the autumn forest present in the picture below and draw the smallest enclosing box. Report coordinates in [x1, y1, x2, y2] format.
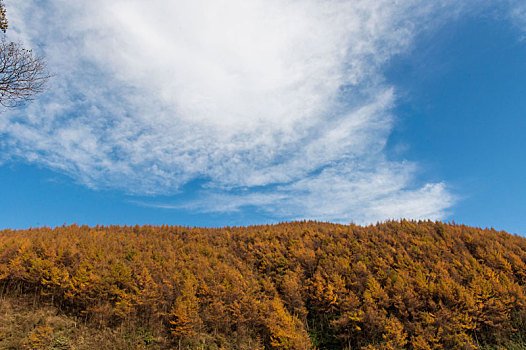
[1, 221, 526, 349]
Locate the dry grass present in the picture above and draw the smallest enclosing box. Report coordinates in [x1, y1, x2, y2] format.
[0, 294, 169, 350]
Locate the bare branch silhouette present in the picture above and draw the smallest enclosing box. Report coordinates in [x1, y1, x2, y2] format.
[0, 0, 50, 108]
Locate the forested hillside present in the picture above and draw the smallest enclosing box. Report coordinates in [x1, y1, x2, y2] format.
[1, 221, 526, 349]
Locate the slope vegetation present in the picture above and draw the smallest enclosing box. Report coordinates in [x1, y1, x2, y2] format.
[1, 221, 526, 349]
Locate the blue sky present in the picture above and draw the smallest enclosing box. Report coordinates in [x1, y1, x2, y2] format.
[0, 1, 525, 234]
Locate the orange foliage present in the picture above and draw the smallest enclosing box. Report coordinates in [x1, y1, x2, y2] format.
[0, 221, 526, 349]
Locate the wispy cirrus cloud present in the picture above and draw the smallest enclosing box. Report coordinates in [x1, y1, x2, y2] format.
[510, 0, 526, 36]
[3, 0, 511, 223]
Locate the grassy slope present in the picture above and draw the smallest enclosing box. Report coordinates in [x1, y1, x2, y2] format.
[0, 295, 167, 349]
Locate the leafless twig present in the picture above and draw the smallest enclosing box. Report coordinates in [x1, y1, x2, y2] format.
[0, 40, 51, 108]
[0, 0, 50, 108]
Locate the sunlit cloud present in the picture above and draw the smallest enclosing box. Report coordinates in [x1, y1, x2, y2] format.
[2, 0, 515, 222]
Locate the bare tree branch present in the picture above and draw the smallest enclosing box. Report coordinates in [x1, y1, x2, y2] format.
[0, 0, 50, 108]
[0, 39, 51, 108]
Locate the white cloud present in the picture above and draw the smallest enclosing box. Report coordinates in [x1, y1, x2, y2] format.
[509, 0, 526, 36]
[182, 161, 455, 224]
[0, 0, 489, 222]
